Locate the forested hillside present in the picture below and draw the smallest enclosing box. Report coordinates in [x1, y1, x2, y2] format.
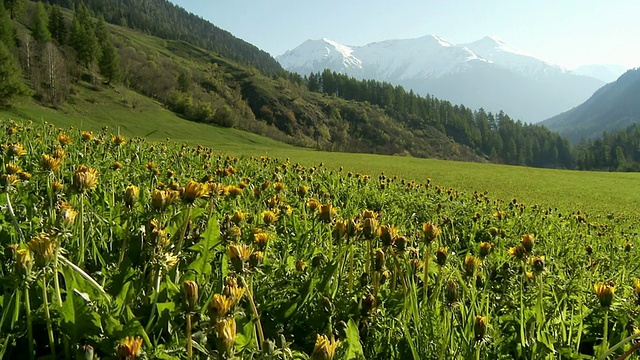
[0, 0, 633, 171]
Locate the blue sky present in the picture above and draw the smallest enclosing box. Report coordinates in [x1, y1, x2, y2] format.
[170, 0, 639, 69]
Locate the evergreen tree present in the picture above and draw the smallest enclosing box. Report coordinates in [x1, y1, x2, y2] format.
[0, 41, 27, 106]
[3, 0, 23, 20]
[69, 5, 99, 68]
[48, 4, 66, 44]
[0, 2, 14, 46]
[98, 39, 119, 83]
[31, 2, 52, 43]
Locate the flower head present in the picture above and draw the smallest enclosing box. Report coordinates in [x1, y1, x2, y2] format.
[28, 233, 55, 267]
[594, 282, 615, 308]
[311, 334, 340, 360]
[116, 336, 143, 360]
[180, 180, 208, 204]
[422, 222, 440, 243]
[73, 165, 99, 193]
[41, 154, 62, 171]
[215, 317, 236, 355]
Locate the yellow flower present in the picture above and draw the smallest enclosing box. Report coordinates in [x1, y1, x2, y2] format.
[362, 209, 377, 219]
[474, 316, 487, 341]
[116, 336, 143, 360]
[28, 233, 55, 267]
[58, 133, 73, 145]
[73, 165, 99, 192]
[5, 163, 21, 174]
[231, 210, 245, 225]
[215, 317, 236, 355]
[0, 174, 19, 187]
[253, 231, 269, 249]
[332, 220, 347, 241]
[5, 143, 26, 157]
[41, 154, 61, 171]
[225, 185, 243, 197]
[124, 185, 139, 208]
[228, 243, 252, 272]
[180, 180, 208, 204]
[52, 145, 66, 159]
[379, 225, 397, 246]
[478, 242, 493, 258]
[521, 234, 535, 253]
[183, 280, 199, 311]
[318, 203, 336, 223]
[594, 282, 615, 308]
[112, 135, 126, 146]
[310, 334, 340, 360]
[530, 256, 545, 274]
[508, 244, 527, 260]
[81, 131, 94, 141]
[422, 222, 440, 243]
[15, 248, 32, 276]
[210, 293, 234, 321]
[273, 182, 286, 192]
[261, 210, 278, 226]
[463, 254, 481, 277]
[296, 185, 309, 197]
[112, 161, 124, 170]
[435, 247, 448, 266]
[306, 198, 320, 211]
[362, 217, 379, 240]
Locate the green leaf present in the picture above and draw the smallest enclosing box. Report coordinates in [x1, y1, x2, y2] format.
[344, 319, 365, 360]
[59, 290, 103, 345]
[188, 216, 221, 253]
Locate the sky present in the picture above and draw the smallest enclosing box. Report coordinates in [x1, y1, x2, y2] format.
[169, 0, 640, 70]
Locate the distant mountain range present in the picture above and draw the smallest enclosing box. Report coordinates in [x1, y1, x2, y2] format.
[541, 68, 640, 143]
[277, 35, 607, 123]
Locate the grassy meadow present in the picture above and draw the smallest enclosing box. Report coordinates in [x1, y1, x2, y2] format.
[0, 111, 640, 359]
[1, 89, 638, 218]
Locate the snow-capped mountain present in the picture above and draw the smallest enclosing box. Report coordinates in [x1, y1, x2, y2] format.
[277, 36, 605, 123]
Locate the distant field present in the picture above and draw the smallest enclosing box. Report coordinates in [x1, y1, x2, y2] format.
[2, 88, 639, 217]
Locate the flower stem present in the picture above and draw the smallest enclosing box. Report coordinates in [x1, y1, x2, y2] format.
[42, 278, 56, 358]
[186, 312, 193, 359]
[174, 206, 192, 255]
[24, 283, 34, 360]
[244, 280, 265, 350]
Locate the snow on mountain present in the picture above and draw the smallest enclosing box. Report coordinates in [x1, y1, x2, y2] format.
[277, 35, 605, 123]
[461, 36, 569, 78]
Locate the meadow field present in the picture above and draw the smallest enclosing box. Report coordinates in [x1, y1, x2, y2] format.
[0, 110, 640, 359]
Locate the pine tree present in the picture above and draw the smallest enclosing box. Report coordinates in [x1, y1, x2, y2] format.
[48, 4, 66, 44]
[70, 6, 99, 68]
[98, 39, 119, 83]
[31, 2, 51, 43]
[0, 2, 14, 47]
[0, 41, 27, 106]
[3, 0, 23, 20]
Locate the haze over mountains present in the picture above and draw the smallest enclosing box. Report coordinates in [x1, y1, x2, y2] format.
[277, 35, 606, 123]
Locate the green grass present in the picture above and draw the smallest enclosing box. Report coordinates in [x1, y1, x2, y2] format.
[2, 84, 639, 217]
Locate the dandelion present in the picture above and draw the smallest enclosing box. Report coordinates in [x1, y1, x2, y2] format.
[633, 279, 640, 305]
[41, 154, 61, 171]
[73, 165, 99, 193]
[273, 182, 286, 192]
[15, 248, 33, 276]
[124, 185, 139, 208]
[249, 251, 264, 267]
[435, 247, 448, 266]
[151, 189, 168, 211]
[5, 143, 26, 157]
[228, 244, 252, 272]
[521, 234, 535, 253]
[183, 280, 199, 311]
[112, 135, 126, 146]
[215, 317, 237, 355]
[530, 256, 545, 274]
[445, 279, 458, 305]
[508, 244, 527, 260]
[422, 222, 440, 244]
[306, 198, 320, 211]
[81, 131, 94, 141]
[296, 259, 306, 272]
[5, 163, 21, 174]
[231, 210, 245, 225]
[28, 233, 55, 268]
[332, 220, 347, 240]
[474, 316, 487, 341]
[374, 249, 385, 271]
[52, 145, 66, 159]
[362, 217, 379, 240]
[594, 282, 615, 308]
[112, 161, 124, 170]
[58, 133, 72, 145]
[18, 172, 31, 181]
[379, 225, 397, 247]
[318, 203, 336, 223]
[180, 180, 208, 204]
[116, 336, 143, 360]
[297, 185, 309, 197]
[261, 210, 278, 226]
[478, 242, 493, 258]
[463, 254, 481, 277]
[310, 334, 340, 360]
[225, 185, 243, 197]
[1, 174, 20, 187]
[253, 231, 269, 249]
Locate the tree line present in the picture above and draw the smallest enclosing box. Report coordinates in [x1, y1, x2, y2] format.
[295, 70, 574, 168]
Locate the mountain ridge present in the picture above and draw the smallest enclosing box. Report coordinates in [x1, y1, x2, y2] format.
[277, 35, 605, 122]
